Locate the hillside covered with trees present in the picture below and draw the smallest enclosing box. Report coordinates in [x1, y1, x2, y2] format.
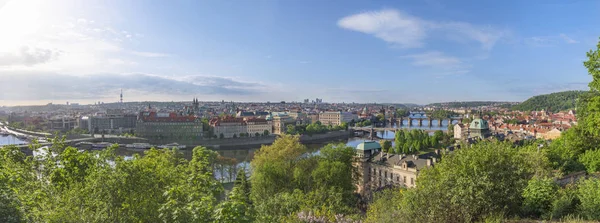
[427, 101, 513, 108]
[512, 90, 586, 112]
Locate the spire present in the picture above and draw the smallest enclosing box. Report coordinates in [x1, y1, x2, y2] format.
[120, 89, 123, 103]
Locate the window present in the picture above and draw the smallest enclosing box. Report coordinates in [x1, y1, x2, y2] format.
[411, 178, 414, 185]
[403, 176, 406, 183]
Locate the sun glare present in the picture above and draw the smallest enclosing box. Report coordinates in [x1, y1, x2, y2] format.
[0, 0, 43, 48]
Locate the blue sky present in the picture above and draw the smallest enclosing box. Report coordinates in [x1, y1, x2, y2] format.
[0, 0, 599, 105]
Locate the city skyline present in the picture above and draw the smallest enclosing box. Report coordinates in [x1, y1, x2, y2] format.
[1, 0, 599, 106]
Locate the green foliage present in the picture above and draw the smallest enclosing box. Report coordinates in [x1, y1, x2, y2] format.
[393, 129, 449, 154]
[576, 91, 600, 137]
[396, 108, 410, 117]
[250, 136, 358, 221]
[511, 90, 585, 112]
[0, 141, 222, 222]
[547, 125, 598, 174]
[579, 149, 600, 173]
[365, 188, 404, 223]
[294, 122, 346, 135]
[522, 177, 558, 217]
[577, 178, 600, 220]
[379, 140, 392, 153]
[547, 184, 580, 220]
[354, 119, 372, 127]
[394, 141, 542, 222]
[584, 37, 600, 91]
[426, 109, 457, 119]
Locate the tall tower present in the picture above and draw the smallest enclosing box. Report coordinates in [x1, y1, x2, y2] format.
[120, 89, 123, 103]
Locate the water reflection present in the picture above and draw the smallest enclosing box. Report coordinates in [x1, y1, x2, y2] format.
[111, 137, 374, 182]
[0, 135, 27, 146]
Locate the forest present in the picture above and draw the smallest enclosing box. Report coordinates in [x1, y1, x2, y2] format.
[511, 90, 586, 112]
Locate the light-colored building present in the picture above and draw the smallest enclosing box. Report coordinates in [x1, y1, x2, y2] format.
[319, 111, 356, 126]
[209, 116, 272, 138]
[271, 115, 296, 135]
[454, 124, 465, 139]
[210, 117, 246, 138]
[355, 141, 440, 196]
[539, 128, 562, 140]
[245, 118, 272, 136]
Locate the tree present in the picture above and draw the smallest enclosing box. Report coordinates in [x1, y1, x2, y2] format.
[577, 178, 600, 220]
[395, 141, 541, 222]
[584, 37, 600, 91]
[263, 130, 269, 136]
[233, 134, 237, 138]
[219, 133, 224, 139]
[521, 177, 558, 218]
[255, 132, 260, 137]
[579, 149, 600, 173]
[250, 136, 359, 221]
[286, 125, 296, 135]
[366, 188, 404, 223]
[380, 140, 392, 153]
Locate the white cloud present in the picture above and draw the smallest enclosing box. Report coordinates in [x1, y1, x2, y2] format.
[131, 51, 172, 58]
[525, 34, 579, 46]
[0, 46, 61, 66]
[0, 72, 269, 102]
[401, 51, 471, 76]
[338, 9, 426, 48]
[559, 33, 578, 44]
[337, 9, 506, 50]
[401, 51, 461, 67]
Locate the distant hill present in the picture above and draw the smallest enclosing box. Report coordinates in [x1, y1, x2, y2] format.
[427, 101, 513, 108]
[511, 90, 586, 112]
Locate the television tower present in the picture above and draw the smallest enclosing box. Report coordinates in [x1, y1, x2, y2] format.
[120, 89, 123, 103]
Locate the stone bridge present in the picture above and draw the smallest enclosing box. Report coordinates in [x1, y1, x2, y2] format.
[396, 117, 462, 127]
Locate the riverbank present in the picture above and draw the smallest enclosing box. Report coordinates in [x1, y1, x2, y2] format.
[195, 130, 352, 149]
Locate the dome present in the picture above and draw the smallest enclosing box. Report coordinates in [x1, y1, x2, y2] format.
[469, 118, 489, 130]
[356, 141, 381, 151]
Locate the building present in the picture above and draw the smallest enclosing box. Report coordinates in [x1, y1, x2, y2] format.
[539, 128, 562, 140]
[209, 116, 272, 138]
[355, 141, 440, 196]
[469, 117, 491, 139]
[319, 111, 356, 126]
[266, 112, 298, 135]
[48, 116, 77, 131]
[136, 111, 203, 140]
[245, 118, 272, 136]
[454, 124, 465, 139]
[83, 113, 137, 134]
[210, 117, 246, 138]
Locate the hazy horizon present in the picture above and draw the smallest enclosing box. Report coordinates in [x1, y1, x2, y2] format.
[0, 0, 597, 106]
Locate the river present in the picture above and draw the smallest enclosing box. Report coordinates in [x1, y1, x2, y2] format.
[0, 135, 28, 146]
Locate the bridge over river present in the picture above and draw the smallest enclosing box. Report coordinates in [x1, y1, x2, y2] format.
[395, 116, 463, 127]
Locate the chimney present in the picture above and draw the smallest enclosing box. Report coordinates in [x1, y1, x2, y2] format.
[426, 159, 432, 167]
[434, 149, 440, 155]
[432, 157, 437, 163]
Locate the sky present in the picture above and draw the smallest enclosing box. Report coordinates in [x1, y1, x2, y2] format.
[0, 0, 599, 106]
